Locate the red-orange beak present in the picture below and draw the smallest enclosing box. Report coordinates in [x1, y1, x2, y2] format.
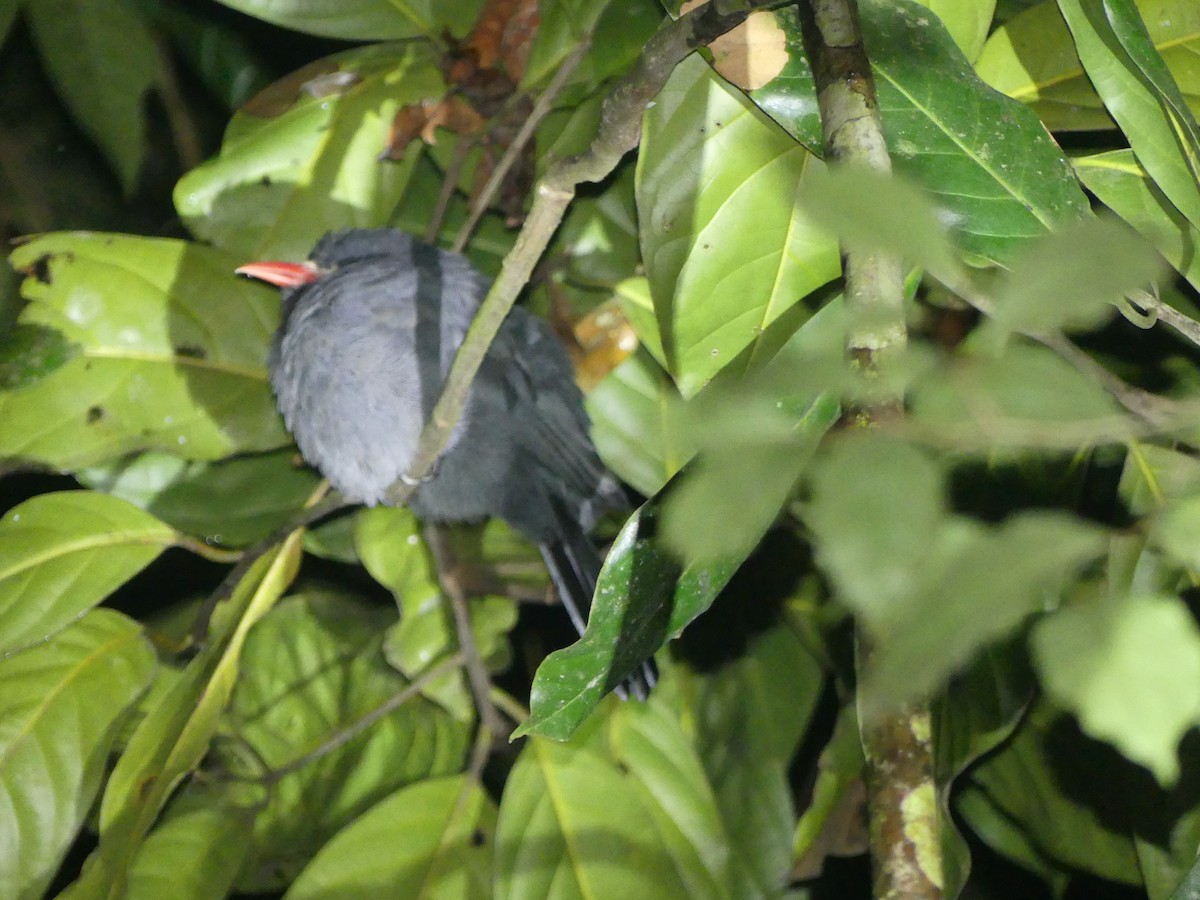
[235, 261, 322, 288]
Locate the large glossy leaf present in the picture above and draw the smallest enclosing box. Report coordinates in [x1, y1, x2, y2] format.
[0, 609, 155, 900]
[286, 775, 495, 900]
[636, 54, 840, 397]
[3, 234, 287, 469]
[1075, 149, 1200, 293]
[915, 0, 996, 60]
[1056, 0, 1200, 231]
[978, 0, 1200, 132]
[209, 0, 483, 40]
[124, 802, 254, 900]
[587, 346, 692, 498]
[959, 706, 1142, 884]
[209, 592, 472, 892]
[677, 622, 825, 899]
[64, 533, 302, 899]
[175, 43, 443, 260]
[864, 0, 1090, 264]
[25, 0, 158, 192]
[519, 497, 738, 740]
[496, 702, 731, 900]
[750, 0, 1088, 267]
[0, 491, 175, 657]
[79, 449, 321, 547]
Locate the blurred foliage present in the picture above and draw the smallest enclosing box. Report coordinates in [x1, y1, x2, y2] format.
[4, 0, 1200, 898]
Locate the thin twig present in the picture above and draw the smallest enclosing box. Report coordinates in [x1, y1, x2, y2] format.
[251, 651, 467, 786]
[490, 686, 531, 725]
[452, 38, 593, 253]
[426, 524, 508, 740]
[151, 31, 205, 172]
[1128, 290, 1200, 349]
[426, 137, 476, 243]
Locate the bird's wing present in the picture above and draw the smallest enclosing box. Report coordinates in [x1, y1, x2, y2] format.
[497, 309, 621, 515]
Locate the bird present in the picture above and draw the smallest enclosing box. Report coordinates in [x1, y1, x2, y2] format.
[237, 228, 655, 700]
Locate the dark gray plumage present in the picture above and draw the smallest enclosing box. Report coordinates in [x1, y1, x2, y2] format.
[250, 228, 654, 699]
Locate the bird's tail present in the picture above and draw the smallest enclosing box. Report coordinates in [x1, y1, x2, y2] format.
[540, 520, 657, 701]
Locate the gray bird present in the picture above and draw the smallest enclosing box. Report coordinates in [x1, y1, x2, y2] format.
[238, 228, 655, 700]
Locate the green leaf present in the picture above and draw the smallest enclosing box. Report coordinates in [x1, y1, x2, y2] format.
[1056, 0, 1200, 231]
[933, 644, 1034, 896]
[0, 323, 77, 390]
[796, 167, 959, 279]
[209, 0, 483, 40]
[69, 534, 301, 899]
[987, 214, 1163, 334]
[209, 592, 472, 892]
[979, 0, 1200, 132]
[356, 507, 517, 719]
[959, 706, 1141, 884]
[175, 43, 443, 260]
[0, 491, 175, 657]
[636, 54, 840, 397]
[0, 0, 18, 47]
[978, 0, 1114, 131]
[497, 703, 731, 900]
[662, 391, 839, 564]
[125, 802, 254, 900]
[760, 0, 1090, 263]
[1120, 441, 1200, 518]
[1033, 592, 1200, 784]
[913, 0, 996, 60]
[588, 346, 692, 498]
[805, 434, 947, 620]
[865, 512, 1108, 711]
[25, 0, 158, 192]
[0, 609, 155, 900]
[863, 0, 1090, 264]
[746, 8, 823, 153]
[1075, 149, 1200, 294]
[286, 775, 495, 900]
[519, 498, 739, 740]
[790, 704, 866, 883]
[911, 340, 1127, 444]
[678, 623, 825, 898]
[1152, 493, 1200, 571]
[135, 0, 271, 109]
[4, 233, 288, 469]
[79, 449, 321, 547]
[524, 0, 663, 95]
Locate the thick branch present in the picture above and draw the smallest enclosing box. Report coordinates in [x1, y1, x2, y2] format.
[800, 0, 940, 896]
